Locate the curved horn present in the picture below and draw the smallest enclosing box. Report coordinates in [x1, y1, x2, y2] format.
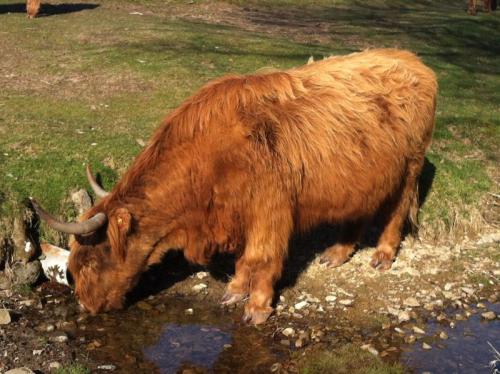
[30, 198, 107, 235]
[86, 165, 110, 198]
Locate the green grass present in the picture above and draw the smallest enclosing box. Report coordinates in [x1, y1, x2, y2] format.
[53, 364, 91, 374]
[300, 344, 405, 374]
[0, 0, 498, 243]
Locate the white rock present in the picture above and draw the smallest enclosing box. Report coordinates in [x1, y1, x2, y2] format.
[192, 283, 207, 292]
[412, 326, 426, 334]
[5, 369, 35, 374]
[439, 331, 448, 340]
[361, 344, 379, 356]
[195, 272, 209, 279]
[32, 349, 43, 355]
[339, 299, 354, 306]
[184, 308, 194, 315]
[422, 342, 432, 350]
[51, 334, 68, 343]
[394, 327, 405, 334]
[398, 311, 411, 323]
[404, 297, 420, 307]
[97, 365, 116, 371]
[481, 311, 497, 320]
[282, 327, 295, 337]
[0, 309, 11, 325]
[325, 295, 337, 302]
[294, 301, 308, 310]
[461, 287, 474, 295]
[48, 362, 61, 370]
[444, 283, 453, 291]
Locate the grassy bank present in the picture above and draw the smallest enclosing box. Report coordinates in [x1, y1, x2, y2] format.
[0, 0, 498, 244]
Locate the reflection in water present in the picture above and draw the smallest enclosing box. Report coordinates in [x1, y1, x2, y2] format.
[143, 324, 232, 374]
[402, 303, 500, 374]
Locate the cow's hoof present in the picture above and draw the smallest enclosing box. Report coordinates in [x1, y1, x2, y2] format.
[220, 292, 247, 306]
[319, 254, 347, 268]
[242, 306, 273, 325]
[370, 251, 393, 271]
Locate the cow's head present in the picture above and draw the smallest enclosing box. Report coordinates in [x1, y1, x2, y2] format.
[32, 167, 139, 315]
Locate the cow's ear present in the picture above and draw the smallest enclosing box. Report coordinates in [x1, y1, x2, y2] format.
[107, 208, 131, 261]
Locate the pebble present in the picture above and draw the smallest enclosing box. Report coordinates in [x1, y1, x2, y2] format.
[422, 342, 432, 350]
[32, 349, 43, 355]
[481, 311, 497, 320]
[282, 327, 295, 337]
[477, 302, 486, 308]
[48, 362, 61, 370]
[398, 310, 410, 323]
[461, 287, 474, 295]
[97, 365, 117, 371]
[185, 308, 194, 315]
[405, 335, 416, 344]
[0, 309, 11, 325]
[325, 295, 336, 302]
[192, 283, 208, 292]
[294, 301, 308, 310]
[404, 297, 420, 307]
[439, 331, 448, 340]
[295, 338, 305, 348]
[412, 326, 426, 334]
[444, 283, 453, 291]
[46, 324, 55, 332]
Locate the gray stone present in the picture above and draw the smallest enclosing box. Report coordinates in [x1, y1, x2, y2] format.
[282, 327, 295, 337]
[12, 260, 42, 286]
[398, 310, 410, 323]
[71, 189, 92, 216]
[49, 362, 62, 370]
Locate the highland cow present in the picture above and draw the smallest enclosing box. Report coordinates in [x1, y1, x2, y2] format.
[33, 49, 438, 324]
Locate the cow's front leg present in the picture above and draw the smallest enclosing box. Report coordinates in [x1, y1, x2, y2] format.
[221, 255, 250, 305]
[242, 257, 284, 325]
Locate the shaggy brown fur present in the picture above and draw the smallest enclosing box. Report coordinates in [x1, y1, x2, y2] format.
[468, 0, 493, 14]
[26, 0, 41, 18]
[65, 49, 437, 324]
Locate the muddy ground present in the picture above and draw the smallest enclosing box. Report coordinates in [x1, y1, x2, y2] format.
[1, 229, 498, 373]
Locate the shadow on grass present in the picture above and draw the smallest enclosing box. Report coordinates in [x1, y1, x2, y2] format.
[0, 3, 99, 17]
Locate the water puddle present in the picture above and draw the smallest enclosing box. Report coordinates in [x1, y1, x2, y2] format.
[80, 296, 286, 373]
[402, 302, 500, 373]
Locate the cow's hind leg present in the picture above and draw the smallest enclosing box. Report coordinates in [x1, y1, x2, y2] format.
[221, 255, 251, 305]
[371, 158, 423, 271]
[319, 221, 365, 267]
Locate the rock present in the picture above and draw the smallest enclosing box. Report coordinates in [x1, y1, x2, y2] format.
[422, 342, 432, 350]
[325, 295, 336, 302]
[192, 283, 207, 292]
[282, 327, 295, 337]
[412, 326, 426, 334]
[398, 310, 410, 323]
[270, 363, 282, 372]
[32, 349, 43, 355]
[280, 339, 290, 346]
[481, 311, 497, 320]
[0, 309, 11, 325]
[46, 324, 55, 332]
[137, 301, 153, 311]
[48, 362, 62, 370]
[195, 271, 209, 279]
[461, 287, 474, 296]
[394, 327, 405, 334]
[97, 365, 116, 371]
[12, 260, 42, 286]
[361, 344, 379, 356]
[404, 297, 420, 307]
[294, 301, 308, 310]
[71, 189, 92, 216]
[5, 368, 35, 374]
[439, 331, 448, 340]
[477, 232, 500, 245]
[405, 335, 416, 344]
[477, 302, 486, 308]
[50, 333, 69, 343]
[0, 273, 12, 290]
[444, 283, 453, 291]
[339, 299, 354, 306]
[184, 308, 194, 315]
